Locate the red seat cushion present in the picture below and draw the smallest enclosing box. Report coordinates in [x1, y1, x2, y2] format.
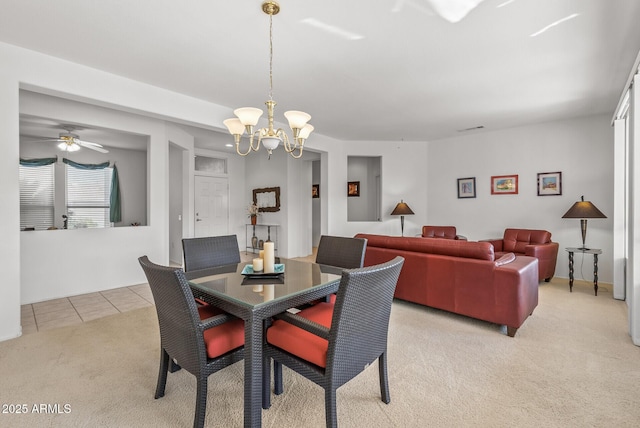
[198, 305, 244, 359]
[197, 304, 224, 319]
[267, 302, 334, 368]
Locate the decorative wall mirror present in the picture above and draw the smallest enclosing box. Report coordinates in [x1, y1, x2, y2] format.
[253, 186, 281, 212]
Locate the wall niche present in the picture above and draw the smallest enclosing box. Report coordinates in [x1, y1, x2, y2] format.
[347, 156, 381, 222]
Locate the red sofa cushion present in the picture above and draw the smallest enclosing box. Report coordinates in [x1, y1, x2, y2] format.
[267, 302, 333, 368]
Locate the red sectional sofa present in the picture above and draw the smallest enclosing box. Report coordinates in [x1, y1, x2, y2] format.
[354, 234, 539, 337]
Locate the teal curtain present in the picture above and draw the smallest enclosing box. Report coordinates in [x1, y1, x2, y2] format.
[20, 157, 57, 167]
[62, 158, 110, 170]
[110, 165, 122, 223]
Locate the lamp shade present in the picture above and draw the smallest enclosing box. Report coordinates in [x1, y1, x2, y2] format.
[234, 107, 263, 126]
[298, 124, 314, 140]
[562, 196, 607, 219]
[284, 110, 311, 130]
[223, 118, 245, 135]
[391, 200, 414, 216]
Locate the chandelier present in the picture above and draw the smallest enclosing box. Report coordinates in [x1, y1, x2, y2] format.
[223, 1, 313, 159]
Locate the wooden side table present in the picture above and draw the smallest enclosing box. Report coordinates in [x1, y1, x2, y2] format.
[565, 247, 602, 296]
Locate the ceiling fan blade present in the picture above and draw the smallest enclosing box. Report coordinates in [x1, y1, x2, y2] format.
[76, 140, 109, 153]
[75, 139, 104, 147]
[31, 138, 64, 143]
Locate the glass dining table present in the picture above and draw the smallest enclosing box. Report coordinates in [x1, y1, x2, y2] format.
[187, 258, 343, 428]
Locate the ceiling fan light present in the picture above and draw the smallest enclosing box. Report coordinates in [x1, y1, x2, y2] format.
[223, 118, 245, 135]
[58, 141, 79, 152]
[284, 110, 311, 130]
[234, 107, 263, 126]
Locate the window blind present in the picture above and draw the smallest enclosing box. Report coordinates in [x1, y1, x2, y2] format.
[66, 166, 113, 228]
[19, 164, 55, 230]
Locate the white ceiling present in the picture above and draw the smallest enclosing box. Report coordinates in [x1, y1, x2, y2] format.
[3, 0, 640, 143]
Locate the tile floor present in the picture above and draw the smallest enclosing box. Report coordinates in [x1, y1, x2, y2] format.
[20, 250, 311, 336]
[20, 283, 154, 335]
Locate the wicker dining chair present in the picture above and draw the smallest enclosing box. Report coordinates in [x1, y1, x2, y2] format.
[182, 235, 241, 279]
[263, 256, 404, 428]
[182, 234, 242, 322]
[138, 256, 244, 428]
[314, 235, 367, 305]
[315, 235, 367, 269]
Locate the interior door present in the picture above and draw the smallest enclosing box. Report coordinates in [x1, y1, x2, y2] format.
[194, 175, 228, 238]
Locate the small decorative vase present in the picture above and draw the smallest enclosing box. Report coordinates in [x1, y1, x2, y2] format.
[259, 240, 264, 250]
[250, 215, 257, 225]
[252, 236, 258, 249]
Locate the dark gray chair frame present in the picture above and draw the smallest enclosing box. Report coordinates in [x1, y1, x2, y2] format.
[182, 235, 241, 279]
[138, 256, 244, 428]
[315, 235, 367, 269]
[263, 256, 404, 428]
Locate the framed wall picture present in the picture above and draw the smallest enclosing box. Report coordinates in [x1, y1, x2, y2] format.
[537, 171, 562, 196]
[347, 181, 360, 197]
[457, 177, 476, 199]
[312, 184, 319, 198]
[491, 175, 518, 195]
[253, 186, 281, 212]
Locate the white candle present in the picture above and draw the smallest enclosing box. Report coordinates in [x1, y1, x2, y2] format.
[252, 258, 263, 272]
[259, 250, 265, 259]
[263, 241, 275, 273]
[252, 284, 263, 293]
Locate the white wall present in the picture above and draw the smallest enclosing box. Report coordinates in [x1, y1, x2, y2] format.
[0, 41, 238, 339]
[427, 114, 614, 282]
[168, 143, 184, 264]
[313, 139, 430, 239]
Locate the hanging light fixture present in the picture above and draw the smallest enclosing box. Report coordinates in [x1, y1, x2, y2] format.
[223, 1, 313, 159]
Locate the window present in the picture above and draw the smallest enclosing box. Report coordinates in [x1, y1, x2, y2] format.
[19, 164, 54, 230]
[195, 155, 227, 174]
[66, 166, 113, 228]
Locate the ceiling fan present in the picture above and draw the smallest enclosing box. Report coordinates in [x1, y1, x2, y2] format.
[38, 127, 109, 154]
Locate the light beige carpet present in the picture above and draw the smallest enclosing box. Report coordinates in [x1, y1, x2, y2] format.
[0, 279, 638, 427]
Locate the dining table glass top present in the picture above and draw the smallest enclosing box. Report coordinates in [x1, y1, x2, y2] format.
[188, 258, 343, 309]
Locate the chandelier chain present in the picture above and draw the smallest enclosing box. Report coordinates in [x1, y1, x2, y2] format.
[269, 13, 274, 101]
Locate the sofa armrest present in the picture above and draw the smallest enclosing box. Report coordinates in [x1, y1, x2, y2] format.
[524, 242, 559, 260]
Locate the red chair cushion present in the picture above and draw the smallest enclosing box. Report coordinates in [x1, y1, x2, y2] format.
[202, 318, 245, 359]
[198, 305, 245, 359]
[197, 304, 224, 319]
[267, 302, 334, 368]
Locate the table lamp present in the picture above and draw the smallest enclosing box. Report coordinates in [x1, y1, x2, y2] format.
[561, 195, 606, 250]
[390, 200, 414, 236]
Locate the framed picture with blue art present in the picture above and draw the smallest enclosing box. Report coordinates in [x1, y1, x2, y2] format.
[457, 177, 476, 199]
[537, 171, 562, 196]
